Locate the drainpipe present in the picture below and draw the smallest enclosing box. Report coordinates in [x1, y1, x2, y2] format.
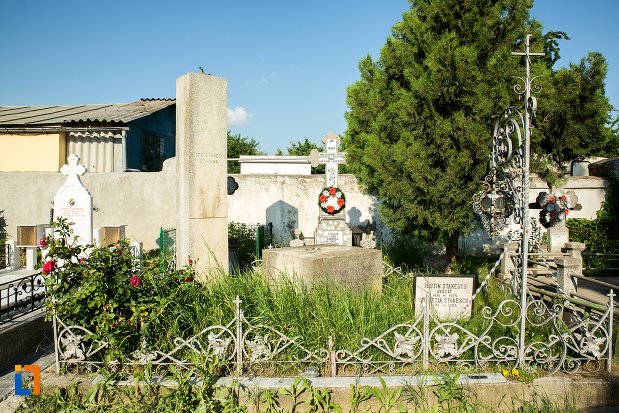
[121, 129, 127, 172]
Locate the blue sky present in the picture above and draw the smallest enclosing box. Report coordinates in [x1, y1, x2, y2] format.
[0, 1, 617, 155]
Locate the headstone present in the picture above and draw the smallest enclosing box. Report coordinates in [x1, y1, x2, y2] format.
[53, 154, 93, 245]
[536, 190, 578, 253]
[309, 131, 346, 188]
[414, 275, 474, 320]
[310, 132, 352, 245]
[548, 222, 569, 253]
[316, 219, 352, 246]
[360, 232, 377, 249]
[289, 228, 305, 247]
[176, 73, 228, 274]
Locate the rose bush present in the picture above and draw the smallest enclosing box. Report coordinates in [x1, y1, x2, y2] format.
[43, 217, 197, 361]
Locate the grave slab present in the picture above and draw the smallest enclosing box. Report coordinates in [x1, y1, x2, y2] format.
[262, 245, 382, 292]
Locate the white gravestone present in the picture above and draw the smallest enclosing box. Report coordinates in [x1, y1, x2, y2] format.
[414, 276, 474, 320]
[309, 131, 346, 189]
[54, 154, 93, 245]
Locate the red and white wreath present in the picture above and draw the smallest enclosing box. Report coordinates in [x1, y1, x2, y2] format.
[319, 186, 345, 215]
[539, 192, 572, 228]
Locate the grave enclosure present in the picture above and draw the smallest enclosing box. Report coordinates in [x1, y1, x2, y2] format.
[262, 132, 384, 292]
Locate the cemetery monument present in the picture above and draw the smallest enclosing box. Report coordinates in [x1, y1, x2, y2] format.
[175, 73, 228, 275]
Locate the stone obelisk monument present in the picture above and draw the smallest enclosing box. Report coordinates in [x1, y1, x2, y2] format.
[176, 73, 228, 276]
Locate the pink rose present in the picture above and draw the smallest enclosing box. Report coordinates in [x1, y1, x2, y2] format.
[42, 260, 55, 275]
[130, 275, 140, 287]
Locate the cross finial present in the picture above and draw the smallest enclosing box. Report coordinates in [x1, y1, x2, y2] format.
[322, 131, 340, 145]
[60, 154, 87, 178]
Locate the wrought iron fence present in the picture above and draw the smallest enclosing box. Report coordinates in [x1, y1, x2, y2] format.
[0, 242, 7, 270]
[0, 271, 47, 326]
[53, 290, 614, 376]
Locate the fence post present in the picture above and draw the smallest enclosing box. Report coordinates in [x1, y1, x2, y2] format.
[422, 295, 430, 370]
[328, 336, 337, 377]
[235, 296, 243, 375]
[556, 256, 580, 325]
[499, 242, 518, 284]
[6, 240, 19, 269]
[255, 226, 263, 259]
[564, 242, 586, 259]
[607, 290, 614, 372]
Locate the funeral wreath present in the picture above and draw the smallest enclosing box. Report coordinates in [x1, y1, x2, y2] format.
[319, 186, 345, 215]
[539, 192, 571, 228]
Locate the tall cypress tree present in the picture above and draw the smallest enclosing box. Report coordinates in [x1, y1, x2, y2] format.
[344, 0, 532, 263]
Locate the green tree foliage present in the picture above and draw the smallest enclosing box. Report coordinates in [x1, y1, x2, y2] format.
[534, 52, 614, 184]
[344, 0, 614, 262]
[227, 132, 265, 173]
[343, 0, 531, 258]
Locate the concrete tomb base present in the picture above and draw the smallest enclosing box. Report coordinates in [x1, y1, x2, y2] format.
[262, 245, 382, 292]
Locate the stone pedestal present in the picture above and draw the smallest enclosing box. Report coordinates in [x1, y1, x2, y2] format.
[176, 73, 228, 276]
[262, 245, 382, 292]
[316, 218, 352, 246]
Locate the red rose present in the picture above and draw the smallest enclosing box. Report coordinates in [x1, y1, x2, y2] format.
[548, 196, 556, 203]
[130, 275, 141, 287]
[550, 211, 557, 218]
[319, 195, 328, 203]
[188, 259, 193, 266]
[39, 238, 48, 248]
[561, 195, 567, 201]
[80, 257, 87, 263]
[42, 260, 55, 275]
[337, 198, 345, 207]
[326, 205, 335, 213]
[329, 187, 337, 196]
[184, 276, 193, 283]
[564, 209, 569, 215]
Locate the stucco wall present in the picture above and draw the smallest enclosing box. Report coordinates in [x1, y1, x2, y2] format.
[227, 174, 386, 245]
[1, 158, 176, 250]
[0, 133, 66, 172]
[0, 156, 610, 253]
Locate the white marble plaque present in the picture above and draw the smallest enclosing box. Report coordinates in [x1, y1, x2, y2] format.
[414, 276, 474, 320]
[321, 230, 343, 245]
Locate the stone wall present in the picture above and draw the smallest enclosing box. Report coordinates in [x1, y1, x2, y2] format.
[0, 158, 609, 252]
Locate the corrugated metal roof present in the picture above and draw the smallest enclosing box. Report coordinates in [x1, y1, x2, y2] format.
[0, 99, 175, 126]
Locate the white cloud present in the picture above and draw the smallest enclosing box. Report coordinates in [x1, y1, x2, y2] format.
[227, 106, 250, 125]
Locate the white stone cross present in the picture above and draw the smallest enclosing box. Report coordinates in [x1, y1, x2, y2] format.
[60, 154, 87, 185]
[309, 131, 346, 188]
